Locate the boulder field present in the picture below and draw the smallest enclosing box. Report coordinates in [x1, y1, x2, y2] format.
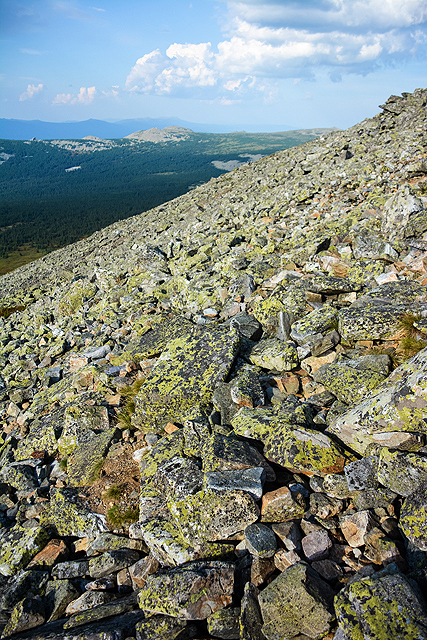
[0, 89, 427, 639]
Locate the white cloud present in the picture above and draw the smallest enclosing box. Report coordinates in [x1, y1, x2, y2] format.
[52, 86, 96, 105]
[19, 83, 44, 101]
[125, 0, 427, 98]
[20, 48, 43, 55]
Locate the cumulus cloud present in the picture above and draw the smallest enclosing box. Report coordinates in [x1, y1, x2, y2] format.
[125, 0, 427, 97]
[52, 86, 96, 105]
[19, 83, 44, 101]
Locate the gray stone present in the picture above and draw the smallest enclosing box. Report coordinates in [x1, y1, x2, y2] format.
[2, 596, 46, 637]
[0, 525, 49, 577]
[88, 548, 141, 579]
[137, 560, 235, 620]
[344, 456, 379, 492]
[204, 467, 266, 501]
[52, 559, 89, 580]
[335, 570, 427, 639]
[244, 523, 277, 558]
[135, 614, 186, 640]
[65, 590, 116, 615]
[207, 607, 240, 639]
[44, 579, 80, 622]
[258, 561, 335, 640]
[400, 482, 427, 551]
[327, 347, 427, 455]
[377, 448, 427, 496]
[249, 338, 299, 372]
[239, 582, 265, 640]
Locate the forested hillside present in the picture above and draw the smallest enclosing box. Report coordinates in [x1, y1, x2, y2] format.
[0, 128, 331, 273]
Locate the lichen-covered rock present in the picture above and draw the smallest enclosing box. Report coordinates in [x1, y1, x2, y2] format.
[202, 432, 275, 482]
[290, 305, 338, 345]
[327, 347, 427, 455]
[67, 427, 117, 486]
[88, 549, 141, 579]
[39, 488, 108, 538]
[44, 579, 80, 622]
[137, 560, 234, 620]
[57, 403, 110, 457]
[134, 614, 187, 640]
[249, 338, 299, 372]
[334, 570, 427, 639]
[0, 525, 50, 577]
[2, 596, 46, 637]
[258, 561, 335, 639]
[314, 358, 388, 405]
[207, 607, 240, 640]
[132, 326, 240, 431]
[377, 448, 427, 496]
[338, 303, 407, 341]
[169, 489, 259, 544]
[204, 467, 265, 501]
[399, 482, 427, 551]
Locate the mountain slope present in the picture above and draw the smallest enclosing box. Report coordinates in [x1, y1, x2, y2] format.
[0, 89, 426, 640]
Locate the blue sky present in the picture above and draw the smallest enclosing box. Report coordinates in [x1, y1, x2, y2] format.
[1, 0, 427, 129]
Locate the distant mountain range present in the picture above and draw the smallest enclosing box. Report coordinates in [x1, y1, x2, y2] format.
[0, 117, 296, 140]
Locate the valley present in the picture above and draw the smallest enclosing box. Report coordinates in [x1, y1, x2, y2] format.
[0, 127, 333, 273]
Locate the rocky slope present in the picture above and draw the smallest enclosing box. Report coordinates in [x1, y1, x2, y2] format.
[0, 88, 427, 640]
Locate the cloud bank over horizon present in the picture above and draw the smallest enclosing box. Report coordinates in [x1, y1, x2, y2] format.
[125, 0, 427, 99]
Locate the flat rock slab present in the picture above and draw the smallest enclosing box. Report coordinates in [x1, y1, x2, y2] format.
[169, 489, 259, 544]
[327, 346, 427, 455]
[132, 327, 240, 431]
[314, 360, 386, 405]
[137, 560, 234, 620]
[335, 571, 427, 639]
[258, 561, 335, 640]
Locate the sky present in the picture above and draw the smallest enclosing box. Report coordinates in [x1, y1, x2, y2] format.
[1, 0, 427, 130]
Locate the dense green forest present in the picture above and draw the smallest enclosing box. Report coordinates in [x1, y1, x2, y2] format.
[0, 128, 327, 270]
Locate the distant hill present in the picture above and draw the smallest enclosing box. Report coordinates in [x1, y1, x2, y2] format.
[0, 126, 336, 273]
[0, 117, 304, 140]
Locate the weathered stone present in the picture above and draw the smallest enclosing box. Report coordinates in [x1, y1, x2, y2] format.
[63, 592, 139, 630]
[129, 554, 160, 588]
[88, 548, 141, 579]
[258, 561, 335, 640]
[204, 467, 266, 501]
[0, 525, 49, 577]
[314, 358, 387, 405]
[244, 523, 277, 558]
[239, 582, 265, 640]
[271, 521, 302, 551]
[249, 338, 299, 372]
[132, 327, 240, 431]
[261, 486, 306, 522]
[344, 456, 379, 492]
[26, 539, 69, 569]
[135, 614, 186, 640]
[202, 432, 275, 482]
[340, 511, 376, 548]
[2, 596, 45, 637]
[65, 590, 116, 615]
[40, 488, 108, 538]
[137, 560, 234, 620]
[327, 346, 427, 455]
[335, 570, 427, 639]
[207, 607, 240, 640]
[0, 569, 49, 612]
[86, 533, 146, 557]
[400, 482, 427, 551]
[301, 529, 332, 561]
[52, 559, 89, 579]
[44, 579, 80, 622]
[169, 489, 259, 544]
[377, 448, 427, 496]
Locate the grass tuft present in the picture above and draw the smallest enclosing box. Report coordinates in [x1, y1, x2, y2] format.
[102, 484, 123, 501]
[106, 505, 139, 527]
[116, 377, 145, 430]
[89, 457, 105, 483]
